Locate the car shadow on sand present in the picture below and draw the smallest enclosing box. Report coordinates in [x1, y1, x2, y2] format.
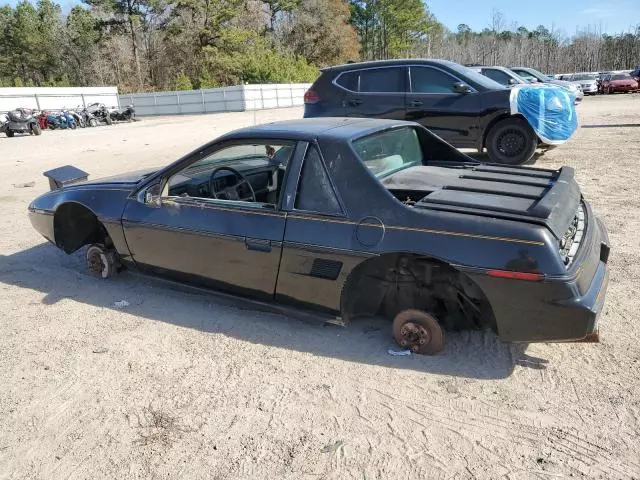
[0, 243, 549, 379]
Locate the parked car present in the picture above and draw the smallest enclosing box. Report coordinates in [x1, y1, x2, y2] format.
[567, 73, 599, 95]
[303, 59, 564, 165]
[467, 66, 528, 88]
[509, 67, 584, 102]
[0, 109, 42, 137]
[28, 118, 610, 354]
[600, 72, 639, 94]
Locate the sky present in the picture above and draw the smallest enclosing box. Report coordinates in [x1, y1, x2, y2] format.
[428, 0, 640, 36]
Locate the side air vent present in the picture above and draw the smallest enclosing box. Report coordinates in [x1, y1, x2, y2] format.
[310, 259, 343, 280]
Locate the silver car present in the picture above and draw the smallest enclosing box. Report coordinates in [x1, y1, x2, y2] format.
[509, 67, 584, 102]
[468, 66, 528, 88]
[568, 72, 599, 95]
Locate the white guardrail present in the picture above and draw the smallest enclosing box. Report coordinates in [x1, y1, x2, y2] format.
[117, 83, 312, 116]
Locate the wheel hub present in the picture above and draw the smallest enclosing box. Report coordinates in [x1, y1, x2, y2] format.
[398, 321, 431, 352]
[497, 129, 526, 156]
[87, 250, 104, 275]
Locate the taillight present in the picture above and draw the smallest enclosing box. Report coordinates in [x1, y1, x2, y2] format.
[304, 89, 320, 104]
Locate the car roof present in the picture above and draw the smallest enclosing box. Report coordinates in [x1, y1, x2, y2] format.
[472, 65, 512, 72]
[218, 117, 414, 142]
[322, 58, 463, 73]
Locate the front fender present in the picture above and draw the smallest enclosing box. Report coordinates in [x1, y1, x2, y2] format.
[29, 186, 133, 256]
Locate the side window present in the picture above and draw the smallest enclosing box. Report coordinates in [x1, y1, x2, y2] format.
[410, 67, 457, 94]
[336, 71, 358, 91]
[295, 145, 342, 215]
[359, 68, 404, 93]
[164, 142, 294, 206]
[482, 69, 510, 85]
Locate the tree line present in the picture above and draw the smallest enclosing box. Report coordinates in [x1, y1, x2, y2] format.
[0, 0, 638, 92]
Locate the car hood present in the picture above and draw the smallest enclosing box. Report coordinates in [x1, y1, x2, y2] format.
[75, 168, 159, 187]
[549, 79, 573, 87]
[382, 164, 580, 239]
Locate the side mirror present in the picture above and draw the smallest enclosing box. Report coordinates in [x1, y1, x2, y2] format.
[142, 181, 163, 207]
[529, 78, 539, 83]
[452, 82, 472, 94]
[508, 78, 518, 85]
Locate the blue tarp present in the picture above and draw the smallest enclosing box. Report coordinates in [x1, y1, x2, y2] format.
[509, 84, 578, 145]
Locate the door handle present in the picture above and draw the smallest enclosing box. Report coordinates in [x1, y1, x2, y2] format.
[410, 100, 423, 107]
[245, 239, 272, 252]
[349, 99, 363, 106]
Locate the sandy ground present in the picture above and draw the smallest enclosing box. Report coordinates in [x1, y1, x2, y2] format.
[1, 96, 639, 479]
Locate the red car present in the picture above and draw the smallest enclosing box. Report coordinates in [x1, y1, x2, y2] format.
[601, 73, 638, 93]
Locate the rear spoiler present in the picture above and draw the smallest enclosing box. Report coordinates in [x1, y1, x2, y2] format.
[530, 166, 580, 239]
[43, 165, 89, 191]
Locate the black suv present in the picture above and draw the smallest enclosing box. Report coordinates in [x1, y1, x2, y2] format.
[303, 59, 543, 165]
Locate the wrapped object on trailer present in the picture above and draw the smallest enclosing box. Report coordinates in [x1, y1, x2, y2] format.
[509, 84, 578, 145]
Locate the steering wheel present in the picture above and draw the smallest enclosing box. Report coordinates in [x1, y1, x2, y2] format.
[209, 166, 256, 202]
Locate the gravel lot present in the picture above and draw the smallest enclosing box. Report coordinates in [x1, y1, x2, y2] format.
[1, 96, 639, 479]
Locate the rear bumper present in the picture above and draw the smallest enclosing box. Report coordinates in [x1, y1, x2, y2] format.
[470, 211, 610, 343]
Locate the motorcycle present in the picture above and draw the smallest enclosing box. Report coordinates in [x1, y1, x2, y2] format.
[62, 110, 78, 129]
[68, 109, 86, 128]
[0, 109, 42, 137]
[76, 106, 99, 127]
[46, 111, 76, 130]
[109, 104, 135, 122]
[86, 103, 113, 125]
[37, 111, 49, 130]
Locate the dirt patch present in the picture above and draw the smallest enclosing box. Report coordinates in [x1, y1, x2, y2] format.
[1, 98, 640, 479]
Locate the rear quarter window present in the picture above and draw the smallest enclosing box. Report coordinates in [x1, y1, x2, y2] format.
[295, 145, 343, 215]
[353, 127, 424, 178]
[335, 71, 358, 91]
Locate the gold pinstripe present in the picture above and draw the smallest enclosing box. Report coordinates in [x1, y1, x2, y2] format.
[144, 199, 545, 246]
[288, 213, 545, 246]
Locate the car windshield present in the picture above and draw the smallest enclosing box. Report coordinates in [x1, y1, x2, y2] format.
[519, 68, 551, 82]
[572, 74, 597, 80]
[352, 127, 424, 178]
[612, 74, 631, 80]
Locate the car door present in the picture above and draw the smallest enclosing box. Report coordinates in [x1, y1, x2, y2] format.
[276, 142, 365, 313]
[405, 65, 481, 147]
[340, 66, 406, 120]
[121, 140, 296, 299]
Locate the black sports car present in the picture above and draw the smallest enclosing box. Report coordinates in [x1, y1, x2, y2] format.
[28, 118, 609, 354]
